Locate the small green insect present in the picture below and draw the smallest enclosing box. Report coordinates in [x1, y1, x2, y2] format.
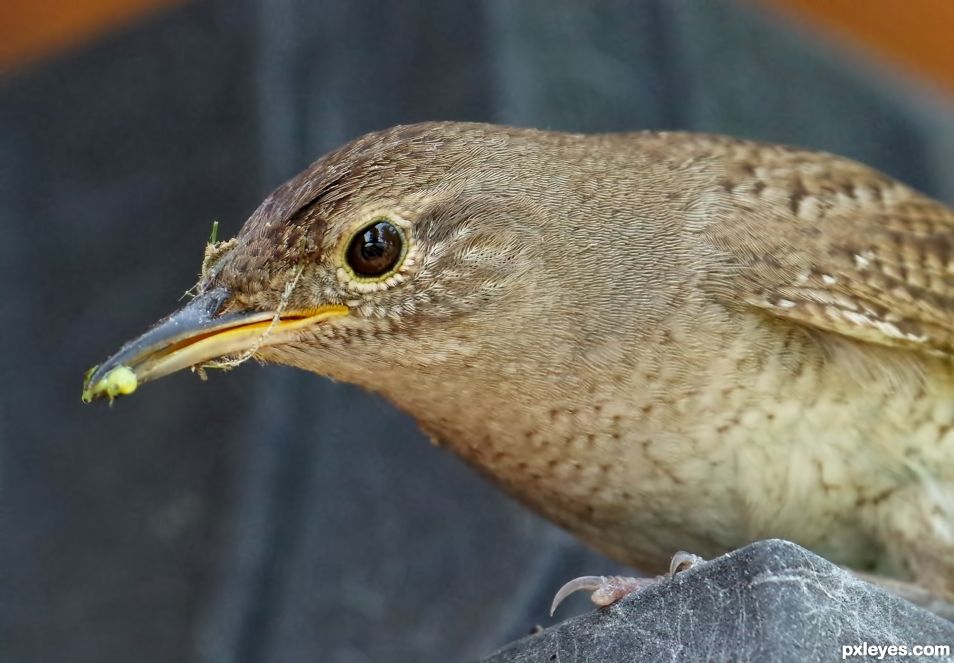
[81, 365, 138, 403]
[104, 366, 138, 398]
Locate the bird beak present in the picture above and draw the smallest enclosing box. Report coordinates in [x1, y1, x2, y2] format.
[81, 287, 348, 402]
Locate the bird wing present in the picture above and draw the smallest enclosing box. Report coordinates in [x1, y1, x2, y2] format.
[702, 142, 954, 359]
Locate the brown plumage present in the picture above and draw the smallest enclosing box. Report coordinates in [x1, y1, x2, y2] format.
[84, 122, 954, 615]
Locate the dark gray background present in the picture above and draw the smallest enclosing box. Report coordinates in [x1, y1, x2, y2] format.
[2, 1, 953, 661]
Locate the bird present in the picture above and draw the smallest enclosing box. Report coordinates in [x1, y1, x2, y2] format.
[83, 121, 954, 617]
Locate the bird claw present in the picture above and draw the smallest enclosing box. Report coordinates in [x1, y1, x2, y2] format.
[549, 550, 705, 616]
[549, 575, 654, 615]
[669, 550, 704, 574]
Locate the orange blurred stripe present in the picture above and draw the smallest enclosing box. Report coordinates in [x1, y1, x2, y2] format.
[762, 0, 954, 92]
[2, 0, 954, 95]
[0, 0, 185, 70]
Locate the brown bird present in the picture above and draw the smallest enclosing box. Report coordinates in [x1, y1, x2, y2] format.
[83, 122, 954, 616]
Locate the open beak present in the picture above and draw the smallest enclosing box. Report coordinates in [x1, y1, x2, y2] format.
[81, 287, 348, 402]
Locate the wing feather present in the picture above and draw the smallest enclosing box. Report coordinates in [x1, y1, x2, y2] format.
[700, 140, 954, 358]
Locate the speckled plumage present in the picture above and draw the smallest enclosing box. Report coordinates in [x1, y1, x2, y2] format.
[180, 122, 954, 607]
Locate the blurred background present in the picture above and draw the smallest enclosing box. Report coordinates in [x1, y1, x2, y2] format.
[2, 1, 954, 661]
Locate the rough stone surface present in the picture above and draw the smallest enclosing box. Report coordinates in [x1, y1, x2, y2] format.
[482, 540, 954, 663]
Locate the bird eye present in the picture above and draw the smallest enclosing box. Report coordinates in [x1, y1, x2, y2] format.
[346, 219, 404, 278]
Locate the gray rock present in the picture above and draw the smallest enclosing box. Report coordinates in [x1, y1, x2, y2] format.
[482, 540, 954, 663]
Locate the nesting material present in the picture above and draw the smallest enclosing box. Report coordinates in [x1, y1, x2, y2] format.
[204, 264, 305, 371]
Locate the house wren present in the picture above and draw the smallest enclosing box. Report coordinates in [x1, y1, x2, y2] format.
[83, 122, 954, 614]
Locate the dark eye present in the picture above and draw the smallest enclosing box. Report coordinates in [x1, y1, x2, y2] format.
[346, 220, 404, 277]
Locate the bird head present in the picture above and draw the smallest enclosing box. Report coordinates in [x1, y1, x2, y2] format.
[82, 122, 575, 404]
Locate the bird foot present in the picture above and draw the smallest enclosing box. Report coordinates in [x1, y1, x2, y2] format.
[550, 550, 704, 616]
